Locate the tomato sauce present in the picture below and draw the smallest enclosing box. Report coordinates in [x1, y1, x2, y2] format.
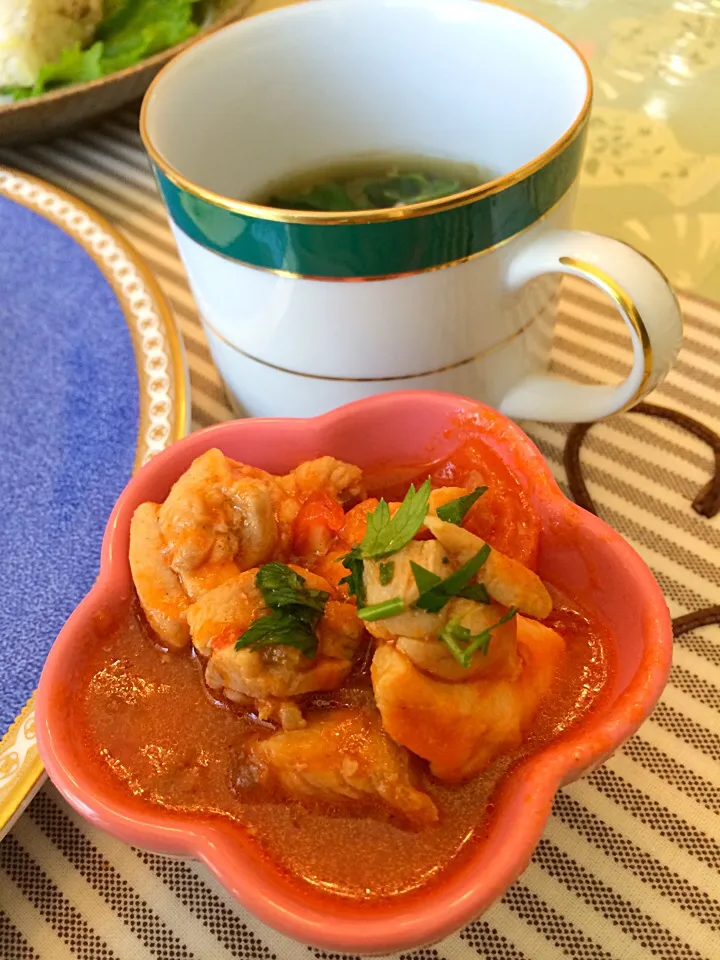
[71, 443, 614, 902]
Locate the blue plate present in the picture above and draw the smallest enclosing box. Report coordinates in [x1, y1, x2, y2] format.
[0, 169, 188, 834]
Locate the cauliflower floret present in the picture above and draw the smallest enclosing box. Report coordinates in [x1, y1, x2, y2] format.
[0, 0, 103, 88]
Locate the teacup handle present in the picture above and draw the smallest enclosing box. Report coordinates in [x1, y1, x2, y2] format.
[499, 230, 683, 422]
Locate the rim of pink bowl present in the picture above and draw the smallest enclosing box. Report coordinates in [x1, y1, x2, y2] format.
[35, 391, 673, 955]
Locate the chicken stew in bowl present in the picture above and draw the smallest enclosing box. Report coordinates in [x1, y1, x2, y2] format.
[71, 438, 613, 901]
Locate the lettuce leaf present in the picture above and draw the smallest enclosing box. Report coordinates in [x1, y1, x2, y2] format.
[99, 0, 200, 74]
[3, 0, 200, 100]
[5, 44, 104, 100]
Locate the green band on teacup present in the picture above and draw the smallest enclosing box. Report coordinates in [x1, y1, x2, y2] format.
[155, 128, 587, 279]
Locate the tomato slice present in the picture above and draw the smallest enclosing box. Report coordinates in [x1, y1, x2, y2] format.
[293, 493, 346, 555]
[428, 439, 540, 568]
[339, 499, 379, 547]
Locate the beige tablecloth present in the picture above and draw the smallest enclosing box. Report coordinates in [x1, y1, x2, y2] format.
[0, 108, 719, 960]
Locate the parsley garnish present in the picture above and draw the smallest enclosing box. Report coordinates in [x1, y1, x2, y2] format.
[410, 560, 443, 596]
[411, 545, 491, 612]
[438, 606, 518, 668]
[436, 486, 488, 525]
[256, 562, 329, 614]
[379, 561, 395, 586]
[357, 597, 405, 621]
[339, 480, 432, 601]
[458, 582, 491, 604]
[361, 480, 432, 558]
[235, 610, 319, 659]
[235, 563, 329, 658]
[339, 547, 365, 606]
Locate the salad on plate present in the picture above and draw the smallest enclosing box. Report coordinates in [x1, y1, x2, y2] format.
[0, 0, 207, 100]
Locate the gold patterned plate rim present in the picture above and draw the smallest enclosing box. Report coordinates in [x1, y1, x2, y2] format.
[0, 167, 190, 838]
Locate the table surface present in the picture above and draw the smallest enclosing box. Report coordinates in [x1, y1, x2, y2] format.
[1, 2, 719, 959]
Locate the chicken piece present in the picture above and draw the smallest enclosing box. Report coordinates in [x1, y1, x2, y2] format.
[235, 708, 438, 827]
[317, 599, 364, 661]
[364, 539, 450, 607]
[207, 667, 306, 731]
[396, 598, 520, 682]
[280, 456, 365, 507]
[185, 566, 364, 727]
[372, 616, 565, 781]
[158, 449, 282, 599]
[207, 613, 361, 703]
[362, 539, 450, 641]
[129, 502, 190, 649]
[424, 516, 552, 619]
[184, 568, 262, 657]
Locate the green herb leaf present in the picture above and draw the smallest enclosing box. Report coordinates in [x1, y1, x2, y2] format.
[340, 480, 430, 603]
[413, 545, 491, 613]
[272, 181, 357, 212]
[457, 582, 491, 604]
[438, 618, 482, 666]
[364, 173, 463, 208]
[409, 561, 442, 595]
[269, 171, 468, 213]
[362, 499, 391, 554]
[379, 561, 395, 586]
[256, 562, 329, 616]
[436, 486, 488, 525]
[357, 597, 406, 622]
[339, 547, 365, 605]
[234, 562, 329, 658]
[438, 607, 518, 668]
[235, 610, 318, 659]
[360, 479, 432, 559]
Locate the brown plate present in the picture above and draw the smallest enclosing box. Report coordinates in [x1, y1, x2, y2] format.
[0, 0, 252, 145]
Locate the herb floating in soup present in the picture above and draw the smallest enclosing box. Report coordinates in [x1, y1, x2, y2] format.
[72, 444, 613, 901]
[255, 155, 489, 212]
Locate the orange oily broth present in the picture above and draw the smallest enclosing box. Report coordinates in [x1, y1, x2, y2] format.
[74, 592, 611, 902]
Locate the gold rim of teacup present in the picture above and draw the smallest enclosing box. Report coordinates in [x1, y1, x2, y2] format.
[140, 0, 593, 226]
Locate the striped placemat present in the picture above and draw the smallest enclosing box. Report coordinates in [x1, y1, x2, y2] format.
[1, 110, 719, 960]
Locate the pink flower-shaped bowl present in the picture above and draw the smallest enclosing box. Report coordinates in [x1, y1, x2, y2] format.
[36, 391, 672, 954]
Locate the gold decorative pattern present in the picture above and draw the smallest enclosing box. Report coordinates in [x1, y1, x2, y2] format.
[0, 168, 189, 836]
[558, 255, 654, 411]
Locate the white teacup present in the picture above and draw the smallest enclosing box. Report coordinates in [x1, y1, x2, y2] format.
[141, 0, 682, 421]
